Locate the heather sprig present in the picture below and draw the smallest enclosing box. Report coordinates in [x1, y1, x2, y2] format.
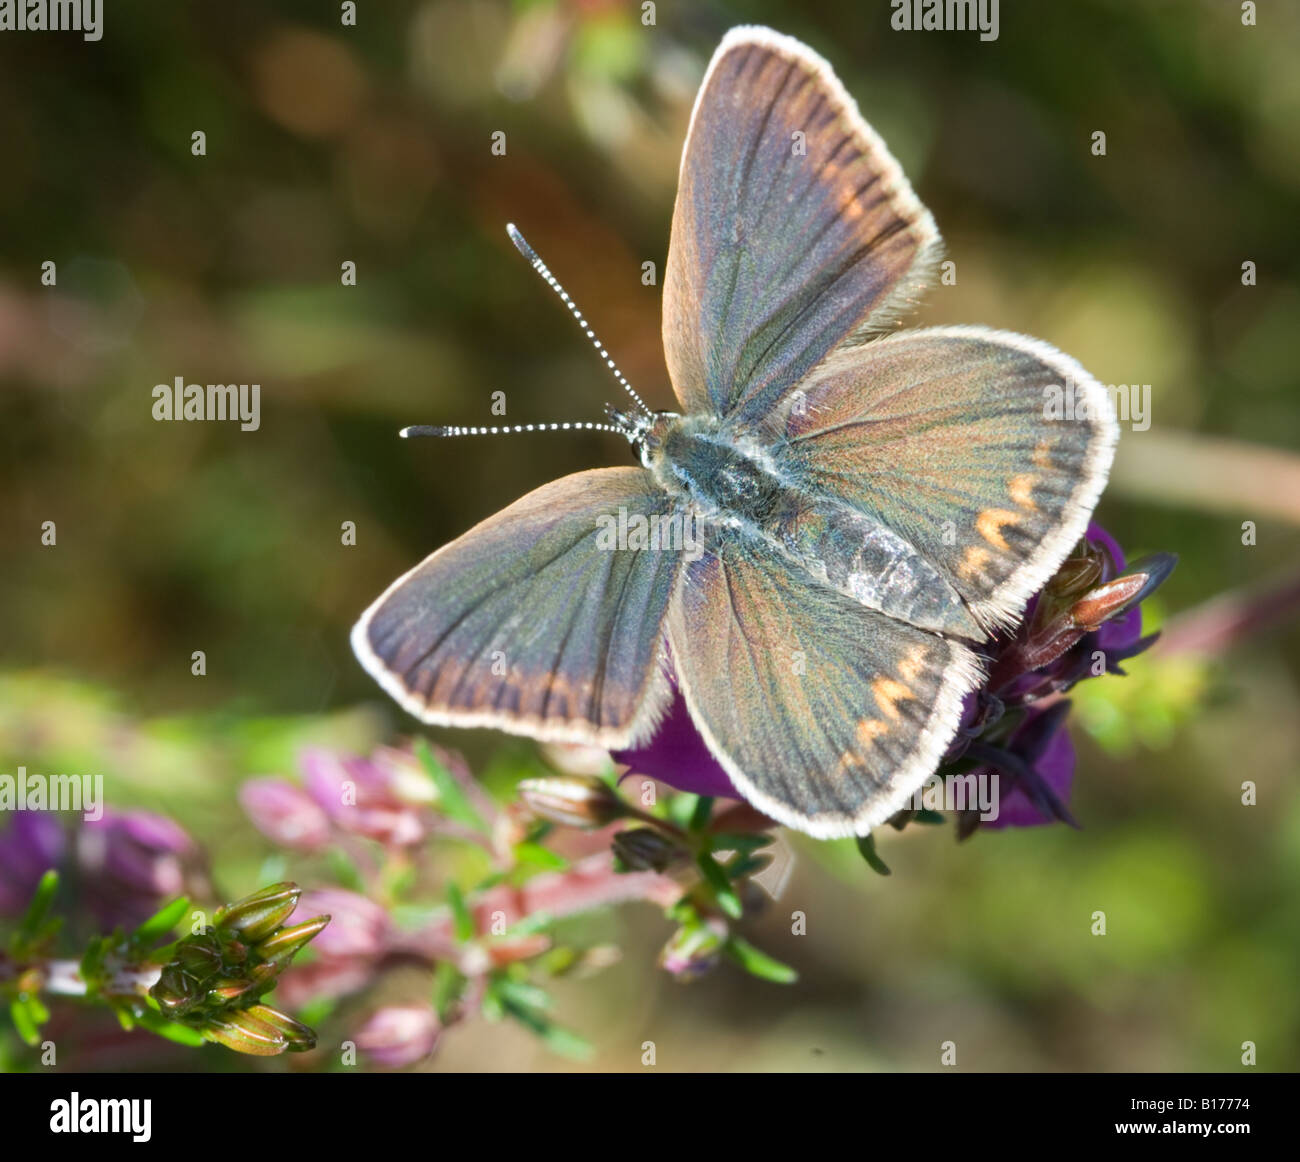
[1, 876, 328, 1057]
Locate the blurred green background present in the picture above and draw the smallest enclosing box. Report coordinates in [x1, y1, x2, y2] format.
[2, 0, 1299, 1071]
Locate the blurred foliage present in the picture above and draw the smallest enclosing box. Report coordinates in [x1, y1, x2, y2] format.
[1, 0, 1298, 1071]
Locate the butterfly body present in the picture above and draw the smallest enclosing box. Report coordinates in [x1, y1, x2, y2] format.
[353, 26, 1117, 838]
[640, 411, 981, 638]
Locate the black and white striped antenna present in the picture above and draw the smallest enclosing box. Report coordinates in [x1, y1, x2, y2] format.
[398, 224, 652, 444]
[505, 223, 653, 418]
[401, 420, 629, 439]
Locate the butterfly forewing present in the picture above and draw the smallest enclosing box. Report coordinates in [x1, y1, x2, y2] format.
[352, 467, 680, 747]
[662, 26, 939, 426]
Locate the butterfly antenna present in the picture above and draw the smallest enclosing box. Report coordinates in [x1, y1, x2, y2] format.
[401, 421, 632, 440]
[506, 223, 653, 418]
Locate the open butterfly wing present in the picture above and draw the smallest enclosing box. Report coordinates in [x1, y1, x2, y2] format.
[662, 26, 940, 426]
[667, 525, 981, 838]
[776, 326, 1119, 633]
[352, 468, 681, 747]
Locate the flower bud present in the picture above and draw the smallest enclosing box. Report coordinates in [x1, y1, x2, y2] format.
[152, 964, 203, 1016]
[517, 776, 628, 828]
[206, 963, 277, 1005]
[203, 1010, 289, 1056]
[206, 977, 259, 1005]
[659, 919, 726, 982]
[253, 914, 330, 967]
[355, 1005, 440, 1068]
[244, 1003, 317, 1052]
[612, 826, 685, 872]
[214, 882, 300, 942]
[174, 934, 223, 979]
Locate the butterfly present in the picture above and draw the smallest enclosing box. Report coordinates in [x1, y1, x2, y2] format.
[351, 25, 1117, 839]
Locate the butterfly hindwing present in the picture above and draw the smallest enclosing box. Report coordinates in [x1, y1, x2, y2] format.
[663, 26, 939, 426]
[772, 326, 1119, 634]
[667, 524, 981, 838]
[351, 467, 681, 747]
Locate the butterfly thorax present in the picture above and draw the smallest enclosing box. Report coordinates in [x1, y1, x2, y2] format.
[641, 413, 786, 529]
[639, 411, 984, 641]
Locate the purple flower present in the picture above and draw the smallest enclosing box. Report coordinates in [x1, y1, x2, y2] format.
[0, 811, 65, 916]
[78, 809, 208, 929]
[948, 523, 1174, 834]
[354, 1004, 441, 1068]
[0, 807, 209, 930]
[976, 706, 1077, 830]
[612, 677, 738, 799]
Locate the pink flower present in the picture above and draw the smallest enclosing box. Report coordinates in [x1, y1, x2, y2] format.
[239, 778, 331, 851]
[355, 1004, 441, 1068]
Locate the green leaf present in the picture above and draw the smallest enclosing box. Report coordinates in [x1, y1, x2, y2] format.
[472, 871, 508, 893]
[132, 896, 190, 947]
[432, 962, 466, 1022]
[505, 910, 553, 938]
[688, 795, 715, 832]
[668, 793, 700, 830]
[326, 847, 366, 894]
[446, 882, 475, 943]
[417, 739, 487, 833]
[726, 853, 772, 880]
[725, 936, 798, 984]
[9, 999, 41, 1046]
[666, 897, 697, 925]
[11, 870, 60, 956]
[494, 976, 553, 1012]
[135, 1009, 208, 1047]
[79, 936, 110, 994]
[480, 980, 505, 1022]
[855, 833, 892, 876]
[536, 1021, 594, 1062]
[513, 842, 568, 872]
[498, 991, 592, 1061]
[696, 852, 743, 919]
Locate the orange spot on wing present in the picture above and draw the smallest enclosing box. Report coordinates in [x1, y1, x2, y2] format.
[957, 545, 991, 581]
[1008, 473, 1039, 511]
[1032, 439, 1054, 469]
[976, 508, 1020, 552]
[897, 647, 927, 685]
[857, 718, 887, 745]
[872, 677, 915, 721]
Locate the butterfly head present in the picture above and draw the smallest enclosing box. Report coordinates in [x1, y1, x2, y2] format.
[606, 404, 681, 468]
